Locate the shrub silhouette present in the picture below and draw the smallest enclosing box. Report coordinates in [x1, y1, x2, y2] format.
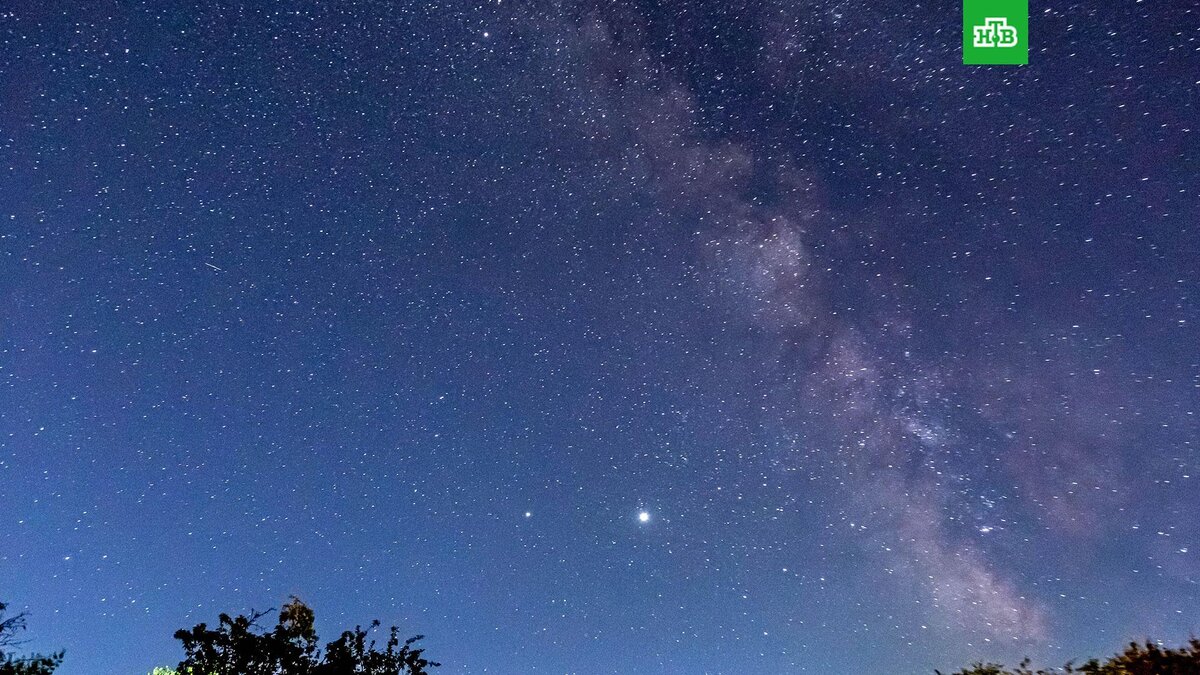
[0, 601, 62, 675]
[173, 597, 437, 675]
[940, 638, 1200, 674]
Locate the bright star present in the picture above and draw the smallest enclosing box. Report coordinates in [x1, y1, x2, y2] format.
[638, 511, 650, 523]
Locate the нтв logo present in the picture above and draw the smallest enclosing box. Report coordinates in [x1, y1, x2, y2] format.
[963, 0, 1028, 65]
[973, 18, 1018, 48]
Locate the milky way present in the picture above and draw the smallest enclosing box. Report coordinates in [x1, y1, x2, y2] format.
[1, 1, 1198, 673]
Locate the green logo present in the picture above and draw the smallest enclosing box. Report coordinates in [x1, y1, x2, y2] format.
[963, 0, 1028, 65]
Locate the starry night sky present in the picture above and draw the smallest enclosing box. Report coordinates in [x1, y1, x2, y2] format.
[2, 1, 1199, 673]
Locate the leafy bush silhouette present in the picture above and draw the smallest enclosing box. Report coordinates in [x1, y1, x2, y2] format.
[0, 601, 62, 675]
[173, 597, 437, 675]
[940, 638, 1200, 674]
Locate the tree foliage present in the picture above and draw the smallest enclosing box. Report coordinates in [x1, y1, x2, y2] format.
[173, 597, 437, 675]
[940, 638, 1200, 675]
[0, 601, 62, 675]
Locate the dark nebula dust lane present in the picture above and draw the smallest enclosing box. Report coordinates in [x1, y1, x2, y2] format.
[1, 1, 1198, 673]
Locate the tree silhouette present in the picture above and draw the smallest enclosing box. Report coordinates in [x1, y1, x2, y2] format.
[173, 597, 437, 675]
[939, 638, 1200, 674]
[1071, 639, 1200, 674]
[0, 601, 63, 675]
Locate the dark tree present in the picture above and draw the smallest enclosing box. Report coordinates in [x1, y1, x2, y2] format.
[0, 601, 63, 675]
[174, 597, 437, 675]
[938, 657, 1056, 675]
[1071, 639, 1200, 674]
[316, 622, 434, 675]
[939, 638, 1200, 675]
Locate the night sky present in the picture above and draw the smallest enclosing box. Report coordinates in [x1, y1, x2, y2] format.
[2, 1, 1198, 673]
